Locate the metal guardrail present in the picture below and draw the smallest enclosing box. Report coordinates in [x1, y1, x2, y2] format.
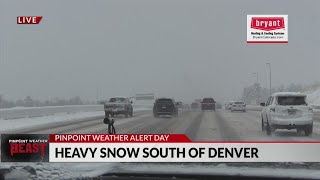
[311, 105, 320, 109]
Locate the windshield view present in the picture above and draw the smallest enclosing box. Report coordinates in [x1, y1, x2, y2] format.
[234, 102, 245, 105]
[109, 97, 127, 103]
[156, 99, 173, 104]
[202, 98, 215, 103]
[1, 0, 320, 179]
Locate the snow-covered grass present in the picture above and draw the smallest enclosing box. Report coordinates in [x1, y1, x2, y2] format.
[0, 105, 103, 120]
[0, 111, 104, 132]
[0, 104, 153, 120]
[0, 106, 152, 133]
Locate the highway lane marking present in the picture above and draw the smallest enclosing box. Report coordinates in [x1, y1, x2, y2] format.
[193, 111, 224, 141]
[121, 110, 191, 134]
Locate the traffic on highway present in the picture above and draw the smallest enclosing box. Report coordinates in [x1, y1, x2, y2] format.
[1, 0, 320, 179]
[3, 94, 319, 143]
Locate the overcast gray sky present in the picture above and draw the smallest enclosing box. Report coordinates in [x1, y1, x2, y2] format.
[0, 0, 319, 102]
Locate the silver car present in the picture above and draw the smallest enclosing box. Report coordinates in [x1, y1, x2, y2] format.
[230, 101, 246, 112]
[261, 92, 313, 136]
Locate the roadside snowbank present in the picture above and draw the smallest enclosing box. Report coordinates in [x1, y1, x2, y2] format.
[0, 104, 153, 120]
[304, 86, 320, 106]
[0, 111, 104, 132]
[0, 107, 151, 132]
[0, 105, 103, 120]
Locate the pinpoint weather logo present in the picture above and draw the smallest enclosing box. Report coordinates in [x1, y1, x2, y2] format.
[1, 134, 49, 162]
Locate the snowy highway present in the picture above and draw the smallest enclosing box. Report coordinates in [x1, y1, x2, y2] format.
[3, 109, 320, 142]
[2, 108, 320, 179]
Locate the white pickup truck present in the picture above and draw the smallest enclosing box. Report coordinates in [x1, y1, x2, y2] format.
[104, 97, 133, 118]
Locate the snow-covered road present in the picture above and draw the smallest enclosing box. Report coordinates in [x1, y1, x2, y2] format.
[2, 109, 320, 179]
[3, 108, 320, 141]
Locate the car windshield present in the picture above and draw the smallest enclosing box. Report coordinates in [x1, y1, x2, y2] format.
[156, 99, 173, 104]
[110, 98, 127, 103]
[2, 0, 320, 179]
[234, 102, 244, 104]
[277, 96, 307, 106]
[203, 98, 215, 103]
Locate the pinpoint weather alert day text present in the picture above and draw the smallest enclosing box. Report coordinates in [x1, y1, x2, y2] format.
[52, 134, 171, 142]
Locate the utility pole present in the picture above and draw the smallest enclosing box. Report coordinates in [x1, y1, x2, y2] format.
[240, 81, 246, 102]
[253, 72, 259, 84]
[266, 63, 272, 96]
[252, 72, 259, 105]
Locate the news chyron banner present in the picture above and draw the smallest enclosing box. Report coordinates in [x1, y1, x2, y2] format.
[247, 15, 288, 43]
[2, 134, 320, 162]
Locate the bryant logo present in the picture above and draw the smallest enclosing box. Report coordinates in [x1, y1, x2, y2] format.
[250, 17, 285, 31]
[10, 143, 47, 156]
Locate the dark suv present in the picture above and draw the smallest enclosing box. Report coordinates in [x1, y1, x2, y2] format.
[153, 98, 178, 118]
[201, 98, 216, 111]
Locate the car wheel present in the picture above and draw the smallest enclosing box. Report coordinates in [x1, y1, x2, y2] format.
[266, 121, 272, 135]
[261, 118, 265, 131]
[305, 125, 313, 136]
[172, 112, 177, 117]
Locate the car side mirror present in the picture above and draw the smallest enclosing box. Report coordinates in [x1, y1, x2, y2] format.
[260, 103, 266, 106]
